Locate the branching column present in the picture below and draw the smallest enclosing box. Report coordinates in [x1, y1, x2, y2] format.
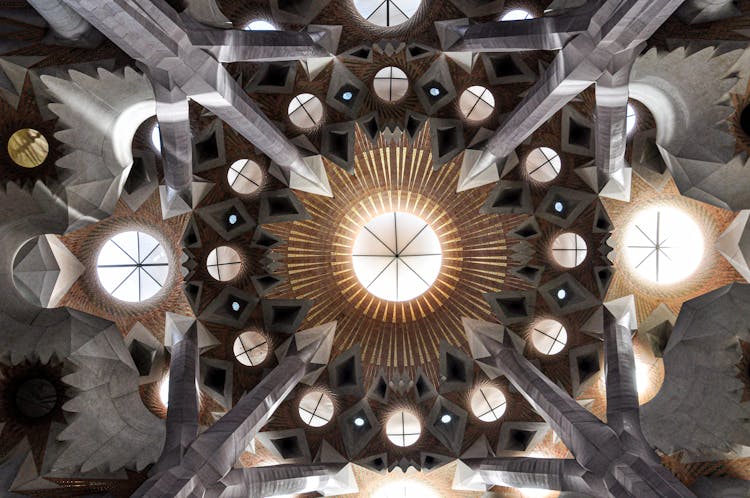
[154, 323, 199, 474]
[133, 332, 332, 498]
[209, 463, 348, 498]
[464, 311, 696, 497]
[59, 0, 330, 192]
[461, 0, 685, 189]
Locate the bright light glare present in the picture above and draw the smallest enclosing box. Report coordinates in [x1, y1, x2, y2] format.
[623, 206, 704, 284]
[151, 124, 161, 152]
[626, 103, 637, 134]
[245, 20, 276, 30]
[373, 480, 440, 498]
[635, 360, 651, 395]
[352, 212, 442, 302]
[501, 9, 533, 21]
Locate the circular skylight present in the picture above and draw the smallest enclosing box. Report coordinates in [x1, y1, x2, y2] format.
[470, 386, 507, 422]
[228, 159, 263, 195]
[501, 9, 533, 21]
[525, 147, 561, 182]
[244, 20, 277, 30]
[96, 231, 169, 302]
[353, 0, 421, 27]
[298, 391, 334, 427]
[386, 410, 421, 447]
[373, 66, 409, 102]
[626, 103, 637, 134]
[8, 128, 49, 168]
[150, 123, 161, 152]
[459, 86, 495, 121]
[531, 319, 568, 355]
[352, 212, 442, 302]
[288, 93, 324, 129]
[623, 206, 704, 284]
[233, 331, 269, 367]
[551, 233, 587, 268]
[207, 246, 242, 281]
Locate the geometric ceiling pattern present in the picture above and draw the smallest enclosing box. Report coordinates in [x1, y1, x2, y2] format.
[0, 0, 750, 497]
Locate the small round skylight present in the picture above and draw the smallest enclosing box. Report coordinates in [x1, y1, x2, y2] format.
[525, 147, 561, 182]
[501, 9, 533, 21]
[470, 386, 507, 422]
[373, 66, 409, 102]
[551, 233, 587, 268]
[233, 331, 269, 367]
[623, 206, 704, 284]
[96, 231, 169, 303]
[244, 20, 277, 30]
[353, 0, 421, 27]
[228, 159, 263, 195]
[626, 103, 637, 134]
[8, 128, 49, 168]
[298, 391, 334, 427]
[352, 212, 442, 302]
[531, 319, 568, 355]
[288, 93, 324, 129]
[459, 86, 495, 121]
[150, 123, 161, 152]
[207, 246, 242, 281]
[386, 410, 421, 447]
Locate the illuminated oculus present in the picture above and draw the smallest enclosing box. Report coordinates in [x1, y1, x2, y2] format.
[352, 212, 442, 302]
[623, 206, 703, 284]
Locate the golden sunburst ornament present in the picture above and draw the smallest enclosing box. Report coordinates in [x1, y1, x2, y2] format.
[267, 125, 515, 383]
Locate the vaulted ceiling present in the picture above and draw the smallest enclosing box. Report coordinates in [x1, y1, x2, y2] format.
[1, 0, 750, 497]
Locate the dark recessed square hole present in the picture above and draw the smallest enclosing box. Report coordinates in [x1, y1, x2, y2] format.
[496, 297, 527, 317]
[445, 352, 467, 383]
[436, 127, 460, 158]
[204, 366, 226, 394]
[568, 119, 592, 148]
[493, 187, 523, 208]
[490, 54, 524, 78]
[268, 196, 299, 216]
[335, 357, 357, 387]
[195, 134, 219, 163]
[505, 429, 535, 451]
[272, 436, 304, 459]
[577, 352, 600, 384]
[258, 64, 291, 87]
[327, 131, 350, 162]
[271, 306, 300, 327]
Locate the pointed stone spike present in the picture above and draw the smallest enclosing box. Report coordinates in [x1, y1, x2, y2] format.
[288, 155, 332, 197]
[301, 57, 333, 81]
[461, 434, 494, 459]
[462, 317, 506, 359]
[315, 439, 347, 464]
[599, 167, 632, 201]
[434, 19, 469, 50]
[295, 321, 336, 365]
[457, 150, 499, 192]
[445, 51, 477, 73]
[604, 295, 637, 330]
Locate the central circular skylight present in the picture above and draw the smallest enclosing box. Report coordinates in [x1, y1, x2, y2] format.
[96, 231, 169, 302]
[352, 212, 441, 302]
[623, 206, 704, 284]
[353, 0, 421, 27]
